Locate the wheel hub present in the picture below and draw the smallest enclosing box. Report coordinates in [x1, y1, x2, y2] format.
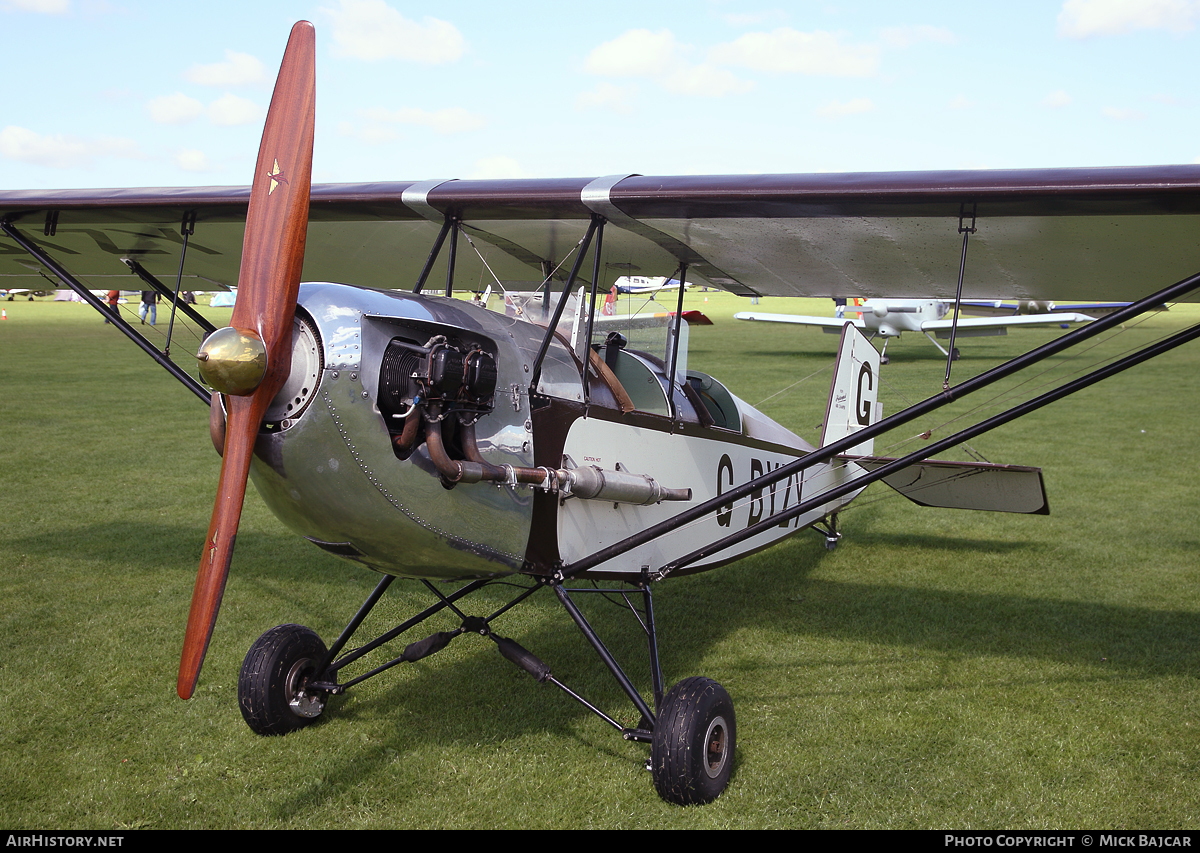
[703, 714, 729, 779]
[285, 658, 325, 719]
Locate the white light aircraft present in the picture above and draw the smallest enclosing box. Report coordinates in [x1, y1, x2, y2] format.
[3, 21, 1200, 807]
[615, 275, 687, 294]
[736, 298, 1096, 363]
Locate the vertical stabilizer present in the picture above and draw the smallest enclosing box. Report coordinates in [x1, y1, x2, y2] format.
[821, 323, 881, 455]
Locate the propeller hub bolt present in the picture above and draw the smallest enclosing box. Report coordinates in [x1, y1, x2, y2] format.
[196, 326, 268, 396]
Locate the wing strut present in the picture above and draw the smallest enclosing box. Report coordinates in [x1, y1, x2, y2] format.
[412, 214, 453, 294]
[120, 258, 216, 338]
[556, 266, 1200, 580]
[664, 263, 689, 420]
[943, 203, 977, 389]
[161, 210, 196, 357]
[529, 214, 602, 391]
[0, 218, 212, 404]
[580, 217, 606, 407]
[443, 215, 460, 298]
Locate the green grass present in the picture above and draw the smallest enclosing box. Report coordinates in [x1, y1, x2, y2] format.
[2, 292, 1200, 828]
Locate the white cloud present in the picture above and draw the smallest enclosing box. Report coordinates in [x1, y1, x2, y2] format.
[816, 98, 875, 117]
[585, 29, 679, 77]
[1, 0, 69, 13]
[207, 93, 262, 126]
[175, 149, 211, 172]
[361, 106, 485, 134]
[0, 125, 141, 169]
[146, 92, 204, 124]
[337, 119, 399, 144]
[663, 63, 753, 97]
[1057, 0, 1199, 37]
[1042, 89, 1072, 107]
[710, 28, 880, 77]
[1102, 105, 1146, 120]
[322, 0, 465, 63]
[879, 25, 957, 48]
[585, 29, 753, 97]
[184, 50, 267, 87]
[948, 95, 973, 110]
[574, 82, 638, 113]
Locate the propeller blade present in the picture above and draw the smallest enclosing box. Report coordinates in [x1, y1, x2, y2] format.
[178, 21, 315, 700]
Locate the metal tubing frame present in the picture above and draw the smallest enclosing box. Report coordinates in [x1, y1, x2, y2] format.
[444, 216, 460, 298]
[580, 218, 606, 406]
[557, 578, 665, 712]
[665, 264, 688, 420]
[163, 211, 196, 356]
[554, 584, 657, 726]
[413, 215, 454, 294]
[310, 570, 664, 739]
[320, 576, 494, 686]
[121, 257, 217, 337]
[528, 215, 600, 391]
[944, 204, 977, 389]
[642, 582, 664, 711]
[557, 266, 1200, 580]
[1, 218, 212, 404]
[318, 573, 395, 672]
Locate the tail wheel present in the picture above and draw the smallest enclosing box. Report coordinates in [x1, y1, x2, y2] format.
[651, 676, 736, 805]
[238, 624, 328, 735]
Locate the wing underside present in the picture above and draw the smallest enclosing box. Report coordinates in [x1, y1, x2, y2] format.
[4, 166, 1200, 303]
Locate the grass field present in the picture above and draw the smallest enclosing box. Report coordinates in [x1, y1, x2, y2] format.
[2, 290, 1199, 829]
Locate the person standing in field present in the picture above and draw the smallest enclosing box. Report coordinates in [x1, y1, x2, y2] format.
[139, 290, 158, 326]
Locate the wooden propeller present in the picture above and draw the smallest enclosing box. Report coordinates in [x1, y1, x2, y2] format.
[178, 21, 315, 700]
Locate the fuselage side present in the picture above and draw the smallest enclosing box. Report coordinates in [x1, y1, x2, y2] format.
[247, 282, 857, 581]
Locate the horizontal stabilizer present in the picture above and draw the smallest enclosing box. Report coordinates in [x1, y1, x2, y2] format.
[845, 456, 1048, 515]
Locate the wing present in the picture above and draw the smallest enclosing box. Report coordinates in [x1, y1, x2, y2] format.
[733, 311, 865, 333]
[4, 166, 1200, 302]
[960, 300, 1166, 318]
[920, 311, 1095, 338]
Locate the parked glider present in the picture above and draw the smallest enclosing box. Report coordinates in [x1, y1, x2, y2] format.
[736, 298, 1095, 363]
[4, 21, 1200, 806]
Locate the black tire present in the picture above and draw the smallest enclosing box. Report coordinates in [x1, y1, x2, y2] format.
[651, 676, 736, 805]
[238, 624, 328, 736]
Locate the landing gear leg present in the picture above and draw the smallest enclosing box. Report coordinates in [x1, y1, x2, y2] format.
[815, 512, 841, 551]
[549, 578, 736, 804]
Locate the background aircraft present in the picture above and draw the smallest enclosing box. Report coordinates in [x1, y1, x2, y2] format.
[736, 298, 1096, 363]
[615, 275, 688, 294]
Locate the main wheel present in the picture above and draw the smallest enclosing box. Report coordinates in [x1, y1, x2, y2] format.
[238, 624, 328, 736]
[651, 676, 736, 805]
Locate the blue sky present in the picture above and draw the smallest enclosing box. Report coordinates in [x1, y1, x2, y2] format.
[2, 0, 1199, 189]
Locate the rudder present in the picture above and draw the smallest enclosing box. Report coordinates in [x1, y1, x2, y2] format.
[821, 323, 881, 455]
